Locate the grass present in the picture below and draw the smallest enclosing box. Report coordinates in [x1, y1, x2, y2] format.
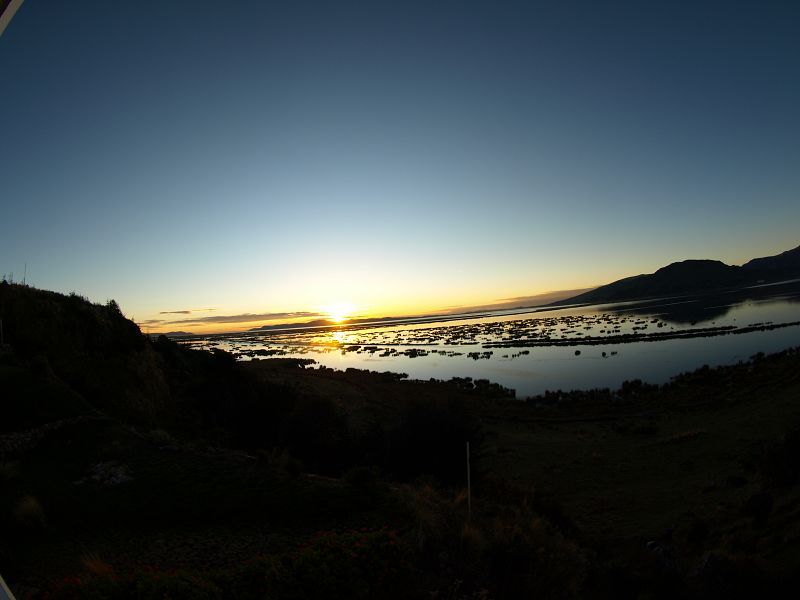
[4, 283, 800, 597]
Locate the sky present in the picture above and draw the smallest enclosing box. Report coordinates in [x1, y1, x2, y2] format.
[1, 1, 799, 333]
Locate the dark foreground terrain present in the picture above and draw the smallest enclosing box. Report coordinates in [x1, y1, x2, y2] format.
[2, 282, 800, 598]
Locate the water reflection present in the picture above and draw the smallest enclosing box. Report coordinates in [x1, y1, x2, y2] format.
[183, 282, 800, 397]
[609, 280, 800, 325]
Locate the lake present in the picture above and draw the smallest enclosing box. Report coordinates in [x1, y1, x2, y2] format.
[181, 281, 800, 398]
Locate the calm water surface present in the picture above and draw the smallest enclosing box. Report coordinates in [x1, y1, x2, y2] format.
[183, 282, 800, 398]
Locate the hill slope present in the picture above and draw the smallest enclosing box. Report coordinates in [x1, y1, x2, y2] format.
[557, 244, 800, 305]
[743, 244, 800, 273]
[0, 282, 171, 424]
[3, 282, 800, 597]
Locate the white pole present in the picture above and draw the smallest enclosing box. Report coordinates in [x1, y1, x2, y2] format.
[466, 441, 472, 521]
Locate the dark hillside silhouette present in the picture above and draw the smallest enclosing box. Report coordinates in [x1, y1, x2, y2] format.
[0, 283, 485, 480]
[2, 282, 800, 598]
[0, 283, 172, 424]
[743, 244, 800, 274]
[557, 244, 800, 305]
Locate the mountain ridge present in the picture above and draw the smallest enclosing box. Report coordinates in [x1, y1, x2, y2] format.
[556, 244, 800, 306]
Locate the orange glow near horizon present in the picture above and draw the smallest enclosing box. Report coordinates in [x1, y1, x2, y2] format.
[136, 284, 604, 336]
[321, 302, 357, 324]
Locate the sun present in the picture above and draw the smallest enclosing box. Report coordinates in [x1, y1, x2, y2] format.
[323, 302, 356, 324]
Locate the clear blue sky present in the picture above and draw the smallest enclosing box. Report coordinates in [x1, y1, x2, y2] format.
[1, 1, 798, 332]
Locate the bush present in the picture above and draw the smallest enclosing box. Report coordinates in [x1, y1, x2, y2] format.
[105, 299, 122, 315]
[758, 427, 800, 486]
[400, 482, 587, 598]
[279, 396, 350, 473]
[43, 529, 413, 600]
[385, 399, 482, 485]
[274, 528, 412, 600]
[45, 568, 224, 600]
[483, 512, 587, 598]
[343, 465, 380, 487]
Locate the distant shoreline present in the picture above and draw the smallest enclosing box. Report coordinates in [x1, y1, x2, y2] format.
[173, 279, 800, 342]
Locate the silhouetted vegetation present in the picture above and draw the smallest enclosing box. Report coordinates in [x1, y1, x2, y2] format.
[149, 334, 482, 481]
[3, 284, 800, 598]
[44, 528, 414, 600]
[756, 427, 800, 487]
[383, 399, 481, 485]
[0, 283, 168, 424]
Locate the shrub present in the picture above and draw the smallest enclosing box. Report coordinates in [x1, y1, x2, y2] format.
[105, 299, 122, 315]
[400, 482, 587, 598]
[343, 465, 380, 487]
[758, 427, 800, 486]
[386, 399, 482, 485]
[44, 568, 224, 600]
[483, 512, 587, 598]
[13, 494, 46, 530]
[275, 528, 413, 599]
[43, 529, 413, 600]
[279, 395, 350, 473]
